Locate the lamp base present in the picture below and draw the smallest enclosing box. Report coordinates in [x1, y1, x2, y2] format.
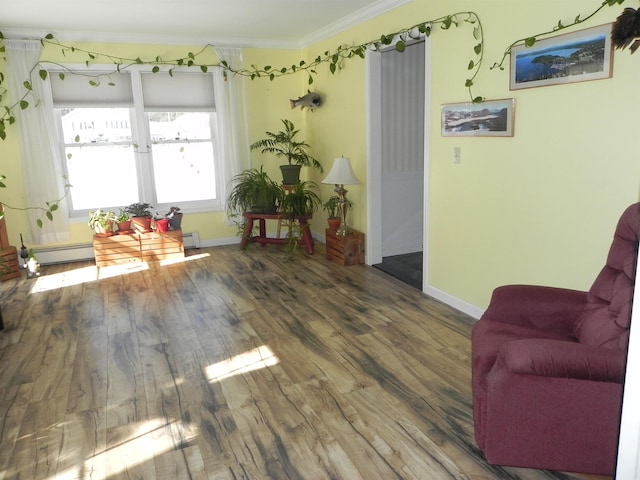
[335, 225, 352, 236]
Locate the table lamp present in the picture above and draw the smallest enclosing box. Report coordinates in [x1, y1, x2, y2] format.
[322, 156, 360, 235]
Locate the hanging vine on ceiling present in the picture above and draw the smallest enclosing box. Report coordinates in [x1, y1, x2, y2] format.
[0, 11, 484, 142]
[492, 0, 626, 71]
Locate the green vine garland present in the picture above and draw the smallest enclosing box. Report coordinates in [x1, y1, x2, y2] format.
[0, 11, 484, 142]
[492, 0, 626, 70]
[0, 0, 627, 144]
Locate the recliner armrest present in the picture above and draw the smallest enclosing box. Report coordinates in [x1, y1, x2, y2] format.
[482, 284, 588, 334]
[496, 338, 626, 383]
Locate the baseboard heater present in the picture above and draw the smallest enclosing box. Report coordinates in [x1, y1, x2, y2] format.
[31, 232, 201, 265]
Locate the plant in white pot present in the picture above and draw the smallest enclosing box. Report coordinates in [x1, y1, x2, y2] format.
[88, 209, 116, 236]
[250, 119, 323, 185]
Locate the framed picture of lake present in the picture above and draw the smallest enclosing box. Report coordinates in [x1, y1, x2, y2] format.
[510, 23, 613, 90]
[441, 99, 515, 137]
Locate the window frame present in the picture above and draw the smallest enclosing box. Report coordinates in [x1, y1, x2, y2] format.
[49, 64, 223, 221]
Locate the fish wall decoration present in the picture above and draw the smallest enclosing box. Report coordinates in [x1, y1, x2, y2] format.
[290, 91, 323, 110]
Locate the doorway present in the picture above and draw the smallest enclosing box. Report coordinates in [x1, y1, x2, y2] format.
[366, 40, 428, 290]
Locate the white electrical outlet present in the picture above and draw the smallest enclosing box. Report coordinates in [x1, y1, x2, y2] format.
[453, 147, 461, 164]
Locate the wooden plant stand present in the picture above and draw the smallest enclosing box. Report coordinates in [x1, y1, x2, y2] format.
[93, 230, 184, 267]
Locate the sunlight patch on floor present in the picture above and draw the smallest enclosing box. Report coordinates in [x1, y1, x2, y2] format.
[52, 418, 197, 480]
[159, 252, 210, 266]
[204, 345, 279, 383]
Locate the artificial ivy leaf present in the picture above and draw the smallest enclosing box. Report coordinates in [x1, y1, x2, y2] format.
[200, 65, 208, 73]
[281, 67, 287, 73]
[575, 15, 581, 23]
[37, 219, 43, 228]
[468, 60, 474, 70]
[396, 41, 406, 52]
[89, 80, 99, 86]
[135, 57, 143, 64]
[50, 204, 58, 212]
[465, 79, 473, 87]
[188, 52, 195, 59]
[474, 43, 482, 55]
[557, 20, 564, 29]
[39, 70, 48, 81]
[169, 68, 174, 77]
[58, 72, 65, 80]
[308, 75, 314, 85]
[525, 37, 536, 47]
[0, 131, 5, 141]
[264, 65, 271, 71]
[187, 60, 194, 67]
[300, 60, 306, 66]
[152, 66, 160, 73]
[473, 96, 484, 103]
[473, 26, 480, 40]
[20, 100, 29, 110]
[330, 63, 336, 74]
[74, 135, 80, 143]
[46, 211, 53, 221]
[442, 16, 452, 29]
[269, 73, 275, 81]
[23, 80, 32, 90]
[108, 82, 115, 86]
[88, 53, 96, 60]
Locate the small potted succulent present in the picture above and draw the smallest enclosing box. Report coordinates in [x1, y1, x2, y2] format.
[167, 206, 183, 230]
[125, 202, 153, 233]
[115, 209, 132, 233]
[88, 209, 116, 236]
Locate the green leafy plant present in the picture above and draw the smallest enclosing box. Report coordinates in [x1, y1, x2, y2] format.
[279, 181, 321, 218]
[115, 209, 130, 223]
[226, 166, 284, 216]
[322, 195, 351, 219]
[124, 202, 153, 217]
[88, 209, 116, 232]
[250, 119, 323, 171]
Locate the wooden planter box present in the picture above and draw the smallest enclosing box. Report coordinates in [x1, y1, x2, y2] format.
[325, 229, 364, 266]
[93, 230, 184, 267]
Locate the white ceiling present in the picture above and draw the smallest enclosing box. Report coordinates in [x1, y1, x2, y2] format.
[2, 0, 411, 48]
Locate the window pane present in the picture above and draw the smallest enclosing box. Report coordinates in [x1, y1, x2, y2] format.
[149, 112, 211, 141]
[65, 145, 139, 210]
[152, 142, 216, 203]
[60, 107, 132, 144]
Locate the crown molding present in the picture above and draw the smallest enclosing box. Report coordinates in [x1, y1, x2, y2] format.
[298, 0, 412, 48]
[1, 0, 411, 51]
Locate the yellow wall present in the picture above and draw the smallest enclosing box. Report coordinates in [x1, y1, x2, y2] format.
[1, 0, 638, 311]
[300, 0, 639, 308]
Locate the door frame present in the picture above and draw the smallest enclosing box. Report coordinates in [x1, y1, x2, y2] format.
[365, 39, 432, 292]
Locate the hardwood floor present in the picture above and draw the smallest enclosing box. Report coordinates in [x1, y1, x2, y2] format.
[0, 244, 612, 479]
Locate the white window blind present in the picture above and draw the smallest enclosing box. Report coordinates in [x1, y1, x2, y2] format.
[50, 72, 133, 107]
[141, 72, 215, 111]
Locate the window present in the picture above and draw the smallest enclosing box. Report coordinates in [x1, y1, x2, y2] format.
[51, 68, 219, 216]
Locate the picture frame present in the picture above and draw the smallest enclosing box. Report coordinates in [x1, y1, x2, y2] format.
[441, 99, 515, 137]
[510, 23, 613, 90]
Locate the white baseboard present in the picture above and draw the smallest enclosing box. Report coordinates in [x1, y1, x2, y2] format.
[423, 285, 484, 320]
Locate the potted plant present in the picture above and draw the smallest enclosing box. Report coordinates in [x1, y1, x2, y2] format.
[322, 195, 343, 231]
[115, 209, 132, 233]
[250, 119, 323, 185]
[227, 167, 284, 217]
[125, 202, 153, 233]
[88, 209, 116, 236]
[280, 180, 321, 218]
[166, 206, 183, 230]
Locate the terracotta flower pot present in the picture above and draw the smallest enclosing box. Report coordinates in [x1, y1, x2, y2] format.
[131, 216, 152, 233]
[327, 217, 341, 231]
[117, 220, 132, 233]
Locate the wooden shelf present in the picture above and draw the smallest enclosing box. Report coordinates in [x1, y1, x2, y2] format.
[93, 230, 184, 267]
[325, 229, 364, 266]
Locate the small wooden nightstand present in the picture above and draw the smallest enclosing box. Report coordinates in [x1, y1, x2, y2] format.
[325, 229, 364, 266]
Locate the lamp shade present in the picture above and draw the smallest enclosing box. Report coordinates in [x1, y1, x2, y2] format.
[322, 157, 360, 185]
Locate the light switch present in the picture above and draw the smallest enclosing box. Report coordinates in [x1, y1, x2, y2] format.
[453, 146, 461, 164]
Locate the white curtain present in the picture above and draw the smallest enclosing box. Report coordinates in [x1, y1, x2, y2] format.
[213, 47, 250, 224]
[5, 39, 70, 244]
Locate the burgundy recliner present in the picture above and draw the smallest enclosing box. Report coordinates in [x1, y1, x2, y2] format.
[472, 202, 639, 475]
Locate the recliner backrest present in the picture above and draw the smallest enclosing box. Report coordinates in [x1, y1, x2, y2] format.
[574, 203, 640, 349]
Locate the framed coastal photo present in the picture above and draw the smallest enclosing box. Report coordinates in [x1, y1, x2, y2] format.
[510, 23, 613, 90]
[441, 99, 515, 137]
